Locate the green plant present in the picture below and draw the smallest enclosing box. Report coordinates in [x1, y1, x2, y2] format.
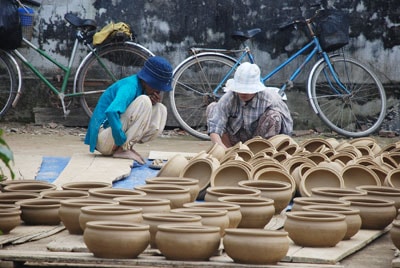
[0, 129, 14, 181]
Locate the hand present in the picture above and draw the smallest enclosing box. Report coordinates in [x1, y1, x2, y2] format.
[148, 92, 161, 105]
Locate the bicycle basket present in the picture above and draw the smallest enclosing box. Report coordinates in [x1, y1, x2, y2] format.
[18, 6, 35, 41]
[314, 9, 349, 52]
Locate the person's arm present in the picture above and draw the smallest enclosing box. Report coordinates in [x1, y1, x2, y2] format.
[209, 133, 228, 149]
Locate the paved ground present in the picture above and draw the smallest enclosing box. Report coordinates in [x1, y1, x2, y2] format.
[0, 122, 399, 267]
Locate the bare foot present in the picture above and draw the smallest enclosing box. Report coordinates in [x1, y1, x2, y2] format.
[113, 148, 145, 164]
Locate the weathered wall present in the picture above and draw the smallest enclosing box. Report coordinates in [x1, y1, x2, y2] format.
[5, 0, 400, 130]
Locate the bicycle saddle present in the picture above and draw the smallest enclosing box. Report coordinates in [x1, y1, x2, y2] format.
[231, 28, 261, 42]
[64, 13, 97, 31]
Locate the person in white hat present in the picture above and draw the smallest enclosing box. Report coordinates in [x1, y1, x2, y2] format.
[207, 62, 293, 149]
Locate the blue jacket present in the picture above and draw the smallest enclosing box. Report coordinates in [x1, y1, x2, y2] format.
[84, 75, 143, 152]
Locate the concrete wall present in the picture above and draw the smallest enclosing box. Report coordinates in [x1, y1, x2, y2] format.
[5, 0, 400, 130]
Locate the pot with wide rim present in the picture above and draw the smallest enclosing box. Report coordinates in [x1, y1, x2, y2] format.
[291, 197, 351, 211]
[114, 196, 171, 214]
[61, 181, 112, 191]
[3, 182, 57, 193]
[341, 165, 381, 189]
[145, 177, 199, 202]
[204, 186, 261, 202]
[299, 166, 344, 197]
[16, 199, 61, 225]
[210, 163, 251, 187]
[356, 185, 400, 212]
[244, 136, 274, 154]
[0, 209, 21, 234]
[252, 167, 296, 195]
[311, 186, 367, 199]
[40, 190, 89, 200]
[88, 188, 146, 200]
[156, 154, 189, 177]
[0, 192, 41, 204]
[385, 169, 400, 188]
[135, 184, 191, 209]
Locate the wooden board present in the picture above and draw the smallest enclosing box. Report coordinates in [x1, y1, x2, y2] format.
[52, 153, 132, 188]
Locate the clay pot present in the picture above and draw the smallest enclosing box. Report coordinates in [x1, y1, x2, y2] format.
[291, 197, 351, 211]
[267, 134, 293, 151]
[341, 165, 381, 189]
[180, 156, 220, 196]
[356, 185, 400, 212]
[135, 184, 191, 209]
[385, 169, 400, 188]
[210, 163, 251, 187]
[304, 152, 330, 164]
[291, 162, 316, 190]
[83, 221, 150, 259]
[206, 142, 226, 161]
[145, 177, 199, 202]
[3, 182, 57, 193]
[59, 198, 118, 235]
[329, 152, 356, 165]
[300, 138, 333, 153]
[284, 211, 347, 247]
[171, 207, 229, 235]
[88, 188, 146, 200]
[223, 228, 289, 265]
[61, 181, 112, 191]
[0, 179, 49, 191]
[79, 205, 143, 231]
[0, 192, 41, 204]
[157, 154, 189, 177]
[250, 160, 286, 179]
[40, 190, 89, 200]
[340, 196, 397, 230]
[299, 166, 344, 197]
[204, 186, 261, 202]
[370, 167, 388, 186]
[238, 180, 292, 214]
[183, 201, 242, 228]
[253, 167, 296, 195]
[0, 209, 21, 234]
[142, 212, 202, 248]
[302, 205, 361, 240]
[0, 204, 20, 211]
[156, 224, 221, 261]
[244, 136, 274, 154]
[218, 196, 275, 228]
[311, 187, 367, 199]
[114, 196, 171, 214]
[317, 160, 344, 174]
[16, 199, 61, 225]
[390, 220, 400, 250]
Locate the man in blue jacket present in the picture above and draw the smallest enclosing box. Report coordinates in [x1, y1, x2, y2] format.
[84, 56, 173, 164]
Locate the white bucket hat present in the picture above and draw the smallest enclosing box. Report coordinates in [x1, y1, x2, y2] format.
[224, 62, 266, 94]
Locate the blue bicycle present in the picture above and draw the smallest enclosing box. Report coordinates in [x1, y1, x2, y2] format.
[170, 8, 387, 140]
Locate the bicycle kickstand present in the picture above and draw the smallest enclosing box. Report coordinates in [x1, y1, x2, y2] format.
[59, 93, 71, 118]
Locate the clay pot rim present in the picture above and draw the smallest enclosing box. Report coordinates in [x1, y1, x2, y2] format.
[238, 180, 291, 190]
[142, 212, 202, 221]
[0, 204, 20, 210]
[302, 205, 360, 215]
[171, 207, 228, 216]
[206, 186, 261, 195]
[182, 201, 240, 210]
[3, 183, 57, 192]
[135, 184, 190, 193]
[40, 190, 89, 198]
[157, 224, 220, 233]
[157, 154, 189, 177]
[293, 197, 351, 207]
[85, 220, 150, 230]
[311, 186, 367, 196]
[81, 205, 142, 214]
[114, 196, 171, 204]
[286, 211, 346, 221]
[356, 185, 400, 196]
[210, 164, 251, 187]
[224, 228, 288, 237]
[0, 179, 50, 186]
[145, 177, 199, 185]
[16, 199, 60, 208]
[88, 188, 147, 196]
[340, 196, 396, 206]
[301, 166, 344, 197]
[60, 198, 118, 206]
[61, 181, 112, 190]
[218, 195, 274, 205]
[0, 210, 21, 216]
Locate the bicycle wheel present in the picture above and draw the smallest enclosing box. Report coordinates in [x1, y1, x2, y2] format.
[308, 56, 386, 137]
[0, 51, 17, 119]
[170, 53, 238, 140]
[76, 42, 154, 117]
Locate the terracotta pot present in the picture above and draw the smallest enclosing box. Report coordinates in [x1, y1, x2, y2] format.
[114, 196, 171, 214]
[385, 169, 400, 188]
[317, 160, 344, 174]
[206, 142, 226, 161]
[156, 224, 220, 261]
[88, 188, 146, 200]
[272, 151, 292, 163]
[0, 204, 20, 211]
[79, 205, 143, 231]
[235, 149, 254, 162]
[205, 186, 261, 202]
[83, 221, 150, 259]
[300, 138, 333, 153]
[280, 143, 301, 156]
[157, 154, 189, 177]
[40, 190, 89, 200]
[218, 196, 275, 228]
[341, 164, 381, 189]
[390, 220, 400, 250]
[253, 167, 296, 195]
[373, 153, 396, 171]
[238, 180, 292, 214]
[250, 160, 286, 179]
[145, 177, 200, 202]
[370, 167, 388, 186]
[302, 205, 361, 240]
[61, 181, 112, 191]
[356, 185, 400, 212]
[210, 163, 251, 187]
[340, 196, 396, 230]
[142, 212, 202, 248]
[0, 192, 41, 204]
[244, 136, 274, 154]
[183, 201, 242, 228]
[299, 166, 344, 197]
[329, 152, 356, 165]
[284, 211, 347, 247]
[0, 179, 50, 191]
[291, 197, 351, 211]
[311, 186, 367, 199]
[3, 182, 57, 193]
[180, 156, 220, 196]
[171, 207, 229, 235]
[283, 156, 315, 175]
[223, 228, 289, 265]
[267, 134, 293, 151]
[304, 152, 330, 164]
[59, 198, 118, 235]
[0, 209, 21, 234]
[135, 184, 191, 209]
[291, 162, 316, 190]
[325, 138, 341, 149]
[16, 199, 61, 225]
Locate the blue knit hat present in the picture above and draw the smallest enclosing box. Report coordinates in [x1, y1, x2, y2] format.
[137, 56, 173, 92]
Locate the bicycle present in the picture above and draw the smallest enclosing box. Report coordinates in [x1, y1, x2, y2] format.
[170, 7, 387, 140]
[0, 0, 154, 119]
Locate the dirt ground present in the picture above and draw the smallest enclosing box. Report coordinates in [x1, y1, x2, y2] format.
[0, 122, 399, 268]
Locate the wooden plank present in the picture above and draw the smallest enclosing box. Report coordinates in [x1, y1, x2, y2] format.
[0, 225, 65, 247]
[52, 153, 132, 188]
[148, 150, 197, 160]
